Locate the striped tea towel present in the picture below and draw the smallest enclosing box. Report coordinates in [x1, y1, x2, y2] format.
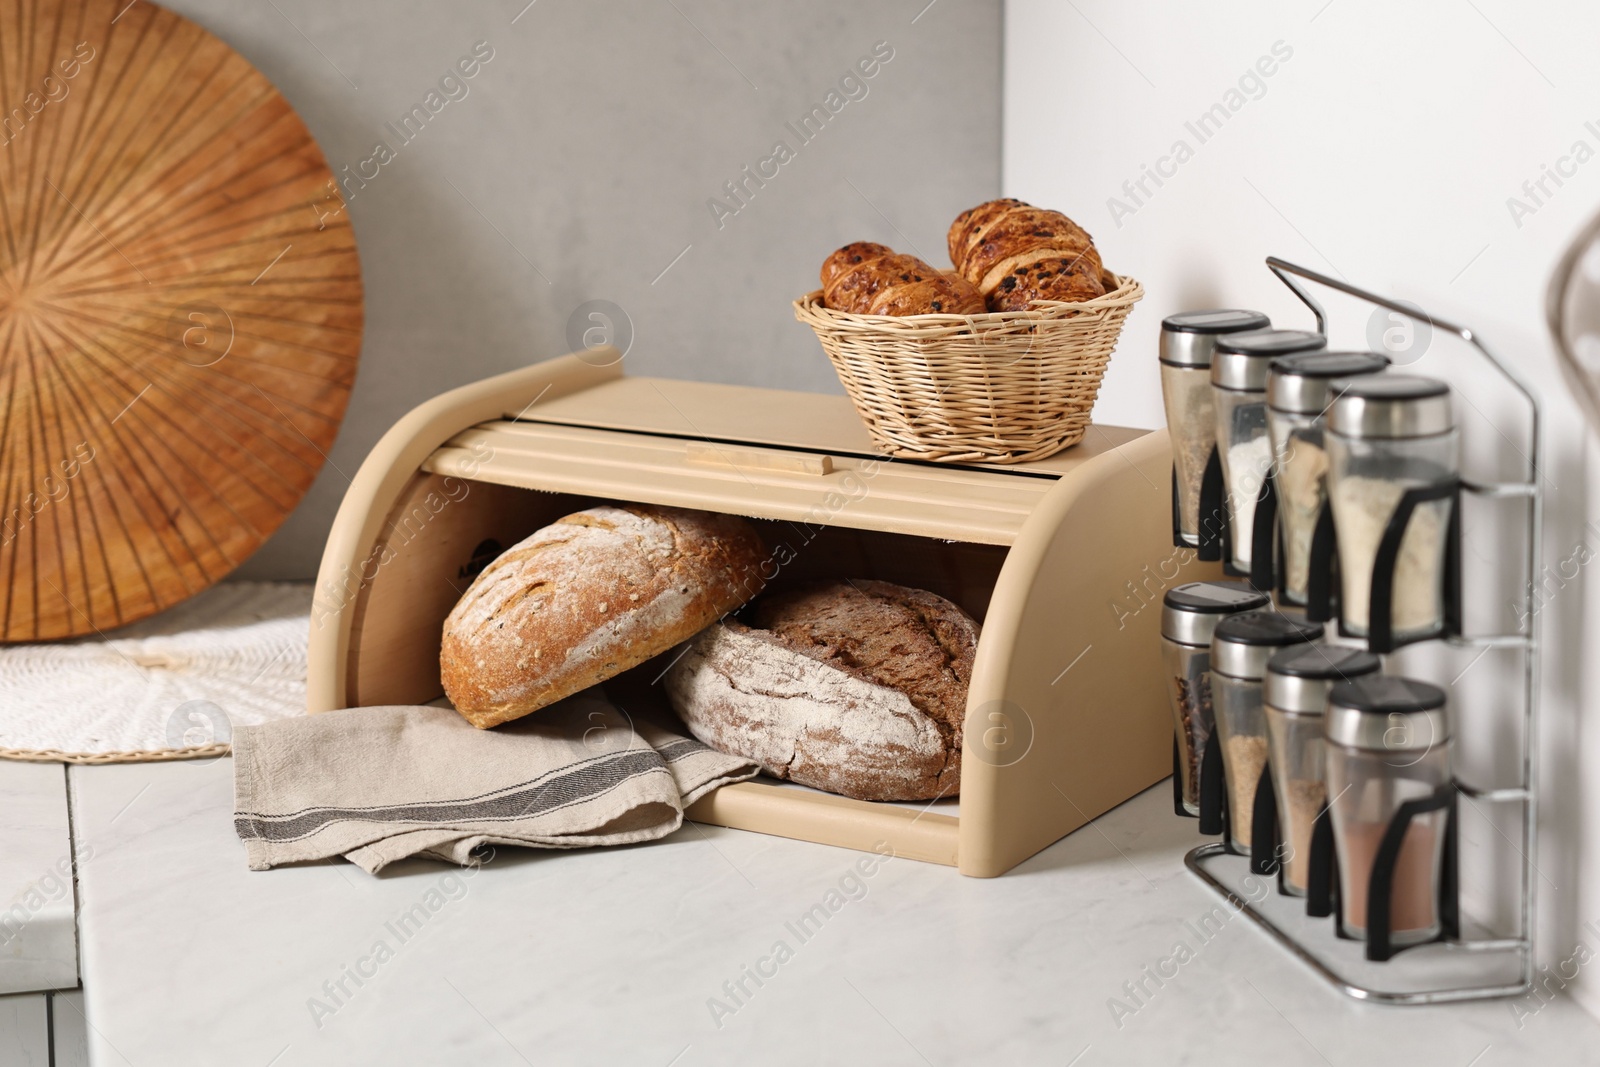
[232, 688, 758, 873]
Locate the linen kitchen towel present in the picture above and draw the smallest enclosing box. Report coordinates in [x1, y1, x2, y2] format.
[233, 688, 758, 873]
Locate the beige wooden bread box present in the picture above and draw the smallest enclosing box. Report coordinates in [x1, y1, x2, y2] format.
[306, 350, 1220, 876]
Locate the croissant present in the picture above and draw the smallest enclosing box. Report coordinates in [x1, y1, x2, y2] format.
[947, 200, 1109, 310]
[823, 251, 933, 313]
[820, 241, 892, 290]
[987, 254, 1106, 311]
[946, 198, 1026, 272]
[867, 273, 984, 316]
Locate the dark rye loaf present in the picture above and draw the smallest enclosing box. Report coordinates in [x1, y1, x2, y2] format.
[664, 580, 978, 801]
[441, 504, 767, 729]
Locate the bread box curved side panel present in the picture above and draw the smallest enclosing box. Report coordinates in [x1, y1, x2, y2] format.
[958, 428, 1223, 877]
[306, 353, 622, 713]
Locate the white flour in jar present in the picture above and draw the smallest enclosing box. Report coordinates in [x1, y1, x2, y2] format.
[1226, 436, 1273, 567]
[1331, 475, 1447, 635]
[1277, 439, 1329, 599]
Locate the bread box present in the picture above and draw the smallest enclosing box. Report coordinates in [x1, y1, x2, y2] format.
[306, 350, 1220, 876]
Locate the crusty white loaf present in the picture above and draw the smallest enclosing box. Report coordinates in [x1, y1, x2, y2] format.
[441, 504, 767, 729]
[664, 580, 977, 801]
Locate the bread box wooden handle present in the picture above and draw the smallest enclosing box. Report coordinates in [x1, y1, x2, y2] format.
[683, 442, 834, 476]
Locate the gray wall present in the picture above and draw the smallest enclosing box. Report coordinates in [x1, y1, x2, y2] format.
[157, 0, 1003, 578]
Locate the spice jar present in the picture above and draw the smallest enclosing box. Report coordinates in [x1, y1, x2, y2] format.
[1210, 611, 1323, 853]
[1212, 329, 1326, 573]
[1325, 376, 1457, 644]
[1161, 581, 1272, 816]
[1161, 310, 1271, 548]
[1267, 352, 1389, 606]
[1324, 676, 1452, 946]
[1262, 644, 1380, 896]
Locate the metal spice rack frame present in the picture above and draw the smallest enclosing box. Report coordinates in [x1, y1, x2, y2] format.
[1183, 256, 1542, 1004]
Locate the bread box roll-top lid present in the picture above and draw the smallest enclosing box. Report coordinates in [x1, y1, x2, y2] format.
[1326, 675, 1450, 752]
[1210, 610, 1323, 680]
[1161, 580, 1271, 646]
[1159, 309, 1272, 367]
[1211, 328, 1327, 391]
[1264, 643, 1382, 715]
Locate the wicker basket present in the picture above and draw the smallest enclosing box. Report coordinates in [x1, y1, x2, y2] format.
[794, 274, 1143, 464]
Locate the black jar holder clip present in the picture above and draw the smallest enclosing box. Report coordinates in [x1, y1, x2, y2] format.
[1181, 446, 1233, 570]
[1194, 745, 1285, 883]
[1248, 465, 1283, 597]
[1304, 476, 1463, 654]
[1304, 782, 1460, 963]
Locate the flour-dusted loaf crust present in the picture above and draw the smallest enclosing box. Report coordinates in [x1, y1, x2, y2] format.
[441, 504, 767, 729]
[664, 580, 978, 801]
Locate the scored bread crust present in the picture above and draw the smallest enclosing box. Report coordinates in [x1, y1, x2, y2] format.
[820, 241, 893, 290]
[664, 580, 978, 801]
[441, 504, 767, 729]
[823, 252, 935, 313]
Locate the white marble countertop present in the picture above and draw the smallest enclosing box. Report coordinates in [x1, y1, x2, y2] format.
[65, 759, 1600, 1066]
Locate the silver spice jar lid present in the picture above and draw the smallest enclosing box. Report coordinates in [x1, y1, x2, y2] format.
[1210, 610, 1325, 680]
[1263, 643, 1382, 715]
[1327, 375, 1453, 439]
[1159, 310, 1271, 368]
[1161, 581, 1271, 647]
[1267, 351, 1390, 416]
[1326, 675, 1450, 752]
[1211, 329, 1327, 392]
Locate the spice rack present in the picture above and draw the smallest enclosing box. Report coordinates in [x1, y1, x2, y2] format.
[1184, 257, 1542, 1004]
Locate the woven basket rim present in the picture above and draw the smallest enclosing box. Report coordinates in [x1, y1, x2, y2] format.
[794, 273, 1143, 330]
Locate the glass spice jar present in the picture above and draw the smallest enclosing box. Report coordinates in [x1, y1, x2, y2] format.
[1325, 376, 1457, 642]
[1210, 610, 1324, 853]
[1325, 676, 1452, 946]
[1161, 310, 1271, 548]
[1212, 329, 1326, 573]
[1266, 351, 1389, 606]
[1161, 581, 1272, 815]
[1262, 643, 1380, 896]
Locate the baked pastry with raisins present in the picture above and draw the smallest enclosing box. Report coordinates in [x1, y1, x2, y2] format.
[867, 272, 984, 316]
[987, 254, 1106, 311]
[947, 200, 1111, 310]
[947, 198, 1026, 271]
[820, 241, 892, 290]
[823, 251, 932, 313]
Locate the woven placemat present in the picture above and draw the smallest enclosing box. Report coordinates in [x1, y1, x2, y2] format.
[0, 582, 311, 764]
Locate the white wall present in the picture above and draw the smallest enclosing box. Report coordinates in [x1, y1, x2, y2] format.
[1006, 0, 1600, 1015]
[151, 0, 1003, 578]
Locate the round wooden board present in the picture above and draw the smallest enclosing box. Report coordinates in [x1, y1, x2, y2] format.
[0, 0, 363, 642]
